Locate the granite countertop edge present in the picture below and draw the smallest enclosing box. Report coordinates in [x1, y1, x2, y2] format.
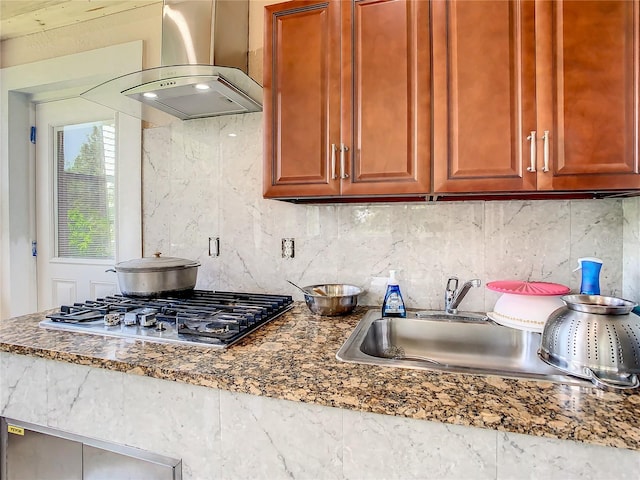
[1, 304, 640, 451]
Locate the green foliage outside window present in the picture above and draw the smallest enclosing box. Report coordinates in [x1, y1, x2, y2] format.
[66, 207, 111, 257]
[58, 124, 115, 259]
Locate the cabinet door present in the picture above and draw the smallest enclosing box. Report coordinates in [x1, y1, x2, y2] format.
[263, 0, 341, 198]
[5, 426, 82, 480]
[341, 0, 431, 196]
[536, 0, 640, 191]
[83, 445, 179, 479]
[432, 0, 537, 193]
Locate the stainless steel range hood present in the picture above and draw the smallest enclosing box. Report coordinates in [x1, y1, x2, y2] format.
[81, 0, 261, 123]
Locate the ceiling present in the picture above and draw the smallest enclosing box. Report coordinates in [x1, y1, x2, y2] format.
[0, 0, 161, 41]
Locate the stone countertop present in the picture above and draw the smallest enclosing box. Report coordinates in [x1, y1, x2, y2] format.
[2, 304, 640, 451]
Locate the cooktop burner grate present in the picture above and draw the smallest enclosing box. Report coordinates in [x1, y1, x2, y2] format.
[40, 290, 294, 348]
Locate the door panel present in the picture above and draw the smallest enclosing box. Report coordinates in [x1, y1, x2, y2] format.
[1, 418, 180, 480]
[342, 0, 431, 196]
[83, 445, 178, 479]
[51, 279, 77, 308]
[5, 425, 83, 480]
[537, 0, 640, 190]
[50, 280, 117, 307]
[263, 0, 341, 198]
[432, 0, 537, 193]
[36, 98, 141, 310]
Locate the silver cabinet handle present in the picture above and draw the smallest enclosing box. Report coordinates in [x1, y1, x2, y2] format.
[331, 143, 338, 179]
[340, 144, 349, 179]
[542, 130, 550, 172]
[526, 131, 536, 172]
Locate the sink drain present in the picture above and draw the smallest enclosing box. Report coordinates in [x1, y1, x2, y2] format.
[380, 345, 406, 359]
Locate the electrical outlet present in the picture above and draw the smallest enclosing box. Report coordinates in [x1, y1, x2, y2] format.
[282, 238, 295, 258]
[209, 237, 220, 257]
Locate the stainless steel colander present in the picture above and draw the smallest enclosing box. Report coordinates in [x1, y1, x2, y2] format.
[538, 295, 640, 390]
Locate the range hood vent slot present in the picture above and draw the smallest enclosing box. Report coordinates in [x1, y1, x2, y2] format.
[81, 0, 261, 124]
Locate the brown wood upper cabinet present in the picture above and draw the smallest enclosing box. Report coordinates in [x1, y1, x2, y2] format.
[432, 0, 640, 194]
[263, 0, 431, 199]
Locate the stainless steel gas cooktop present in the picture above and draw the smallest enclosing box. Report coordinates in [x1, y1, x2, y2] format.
[39, 290, 294, 348]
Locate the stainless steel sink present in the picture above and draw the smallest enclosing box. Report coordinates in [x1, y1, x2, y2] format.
[336, 310, 590, 386]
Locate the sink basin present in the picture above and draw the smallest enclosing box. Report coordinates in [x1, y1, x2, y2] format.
[336, 310, 589, 386]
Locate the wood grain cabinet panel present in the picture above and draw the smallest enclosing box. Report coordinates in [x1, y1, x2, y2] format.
[341, 0, 431, 196]
[264, 0, 430, 200]
[536, 0, 640, 191]
[434, 0, 640, 194]
[266, 0, 640, 200]
[432, 0, 537, 193]
[263, 0, 341, 198]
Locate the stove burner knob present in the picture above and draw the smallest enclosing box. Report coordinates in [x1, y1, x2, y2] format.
[123, 311, 138, 326]
[104, 313, 121, 326]
[138, 312, 157, 327]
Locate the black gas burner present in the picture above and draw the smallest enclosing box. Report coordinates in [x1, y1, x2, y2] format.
[180, 317, 242, 339]
[40, 290, 294, 348]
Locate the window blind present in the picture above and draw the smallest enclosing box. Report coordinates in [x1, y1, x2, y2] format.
[55, 121, 116, 259]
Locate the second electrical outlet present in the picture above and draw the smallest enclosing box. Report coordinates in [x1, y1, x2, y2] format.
[282, 238, 295, 258]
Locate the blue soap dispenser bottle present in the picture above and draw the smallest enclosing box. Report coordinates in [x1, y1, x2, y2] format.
[574, 257, 603, 295]
[382, 270, 406, 318]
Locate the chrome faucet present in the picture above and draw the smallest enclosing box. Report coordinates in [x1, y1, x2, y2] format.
[444, 277, 481, 314]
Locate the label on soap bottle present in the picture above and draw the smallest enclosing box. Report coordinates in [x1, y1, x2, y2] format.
[382, 285, 406, 317]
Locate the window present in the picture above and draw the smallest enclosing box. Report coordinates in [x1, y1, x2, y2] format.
[54, 121, 116, 259]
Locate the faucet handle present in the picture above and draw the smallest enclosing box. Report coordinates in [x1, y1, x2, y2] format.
[444, 277, 459, 309]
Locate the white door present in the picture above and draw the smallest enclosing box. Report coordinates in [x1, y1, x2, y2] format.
[35, 98, 141, 310]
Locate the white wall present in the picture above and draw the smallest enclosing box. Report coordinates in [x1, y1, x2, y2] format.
[0, 92, 35, 319]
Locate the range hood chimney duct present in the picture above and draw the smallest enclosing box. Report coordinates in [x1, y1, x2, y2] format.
[81, 0, 261, 123]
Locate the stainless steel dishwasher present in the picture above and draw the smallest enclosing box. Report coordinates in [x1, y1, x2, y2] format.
[0, 417, 182, 480]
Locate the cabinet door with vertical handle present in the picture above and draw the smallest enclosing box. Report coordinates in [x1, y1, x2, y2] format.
[341, 0, 431, 196]
[432, 0, 538, 194]
[263, 0, 342, 198]
[535, 0, 640, 191]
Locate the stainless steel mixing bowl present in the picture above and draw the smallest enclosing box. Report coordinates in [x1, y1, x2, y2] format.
[302, 284, 364, 316]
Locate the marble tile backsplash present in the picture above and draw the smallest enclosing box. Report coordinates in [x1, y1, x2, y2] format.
[142, 113, 639, 312]
[623, 197, 640, 305]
